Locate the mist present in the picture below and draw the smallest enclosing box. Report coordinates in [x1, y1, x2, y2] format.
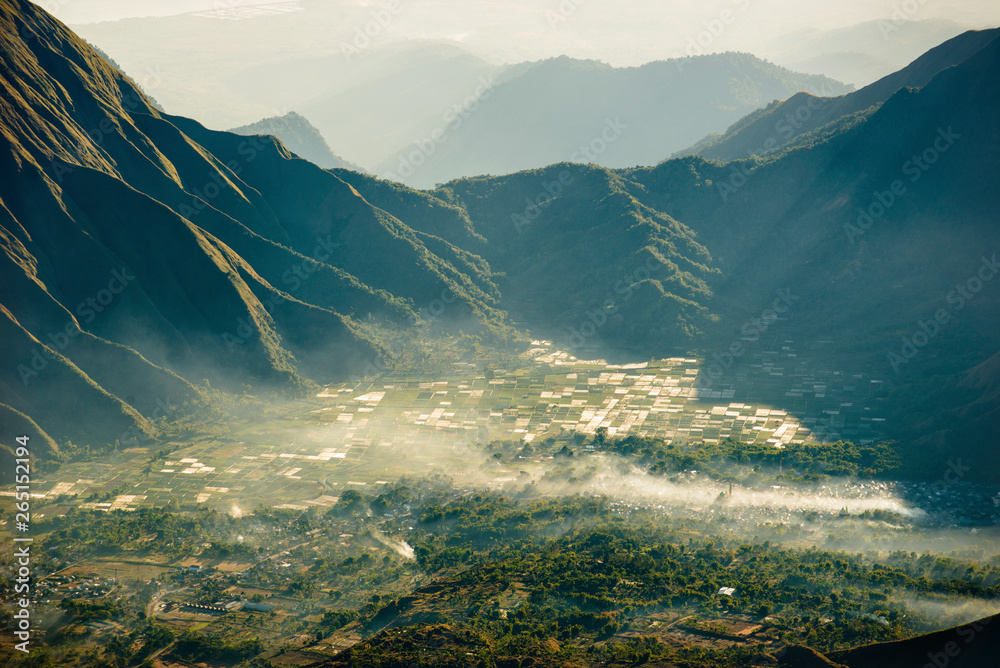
[899, 594, 1000, 629]
[7, 1, 1000, 664]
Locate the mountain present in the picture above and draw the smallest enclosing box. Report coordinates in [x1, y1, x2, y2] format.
[5, 0, 1000, 484]
[827, 613, 1000, 667]
[681, 28, 1000, 163]
[85, 40, 165, 111]
[335, 164, 721, 347]
[372, 54, 852, 188]
[293, 40, 505, 172]
[341, 31, 1000, 479]
[0, 0, 517, 463]
[769, 19, 969, 87]
[637, 32, 1000, 479]
[342, 30, 1000, 360]
[73, 4, 852, 182]
[68, 0, 385, 130]
[69, 6, 510, 135]
[228, 111, 365, 172]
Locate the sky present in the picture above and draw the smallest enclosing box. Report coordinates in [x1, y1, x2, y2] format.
[45, 0, 1000, 29]
[38, 0, 1000, 70]
[40, 1, 1000, 73]
[44, 0, 1000, 25]
[47, 1, 1000, 44]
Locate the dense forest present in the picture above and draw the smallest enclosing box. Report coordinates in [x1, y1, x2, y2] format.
[5, 471, 998, 667]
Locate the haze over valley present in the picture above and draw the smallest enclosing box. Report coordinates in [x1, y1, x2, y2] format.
[2, 1, 1000, 667]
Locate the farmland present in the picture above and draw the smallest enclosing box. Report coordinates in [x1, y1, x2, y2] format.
[26, 338, 890, 515]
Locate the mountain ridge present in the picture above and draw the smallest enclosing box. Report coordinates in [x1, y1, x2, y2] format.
[680, 28, 1000, 163]
[373, 52, 852, 187]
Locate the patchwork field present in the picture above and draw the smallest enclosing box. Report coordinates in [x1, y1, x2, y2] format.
[29, 338, 889, 514]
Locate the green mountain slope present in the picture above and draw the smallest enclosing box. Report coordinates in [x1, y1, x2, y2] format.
[337, 164, 720, 354]
[342, 33, 1000, 479]
[628, 33, 1000, 479]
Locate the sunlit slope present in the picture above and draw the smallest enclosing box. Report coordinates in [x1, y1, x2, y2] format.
[166, 114, 508, 327]
[0, 404, 60, 485]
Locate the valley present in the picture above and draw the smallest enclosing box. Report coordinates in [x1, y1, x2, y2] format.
[6, 338, 1000, 666]
[25, 333, 895, 513]
[4, 369, 998, 668]
[3, 1, 1000, 666]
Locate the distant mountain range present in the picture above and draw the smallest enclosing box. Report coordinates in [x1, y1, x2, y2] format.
[224, 42, 855, 188]
[2, 0, 1000, 484]
[229, 111, 365, 172]
[768, 19, 970, 87]
[679, 27, 1000, 162]
[292, 41, 506, 174]
[73, 11, 853, 184]
[370, 53, 852, 188]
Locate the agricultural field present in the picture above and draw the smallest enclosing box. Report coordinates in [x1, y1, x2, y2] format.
[24, 337, 890, 516]
[6, 343, 998, 668]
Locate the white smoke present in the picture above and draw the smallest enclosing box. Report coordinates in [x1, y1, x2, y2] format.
[371, 530, 415, 560]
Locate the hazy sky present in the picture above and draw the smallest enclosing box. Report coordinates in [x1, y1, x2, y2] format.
[50, 1, 1000, 39]
[43, 1, 999, 71]
[47, 0, 1000, 26]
